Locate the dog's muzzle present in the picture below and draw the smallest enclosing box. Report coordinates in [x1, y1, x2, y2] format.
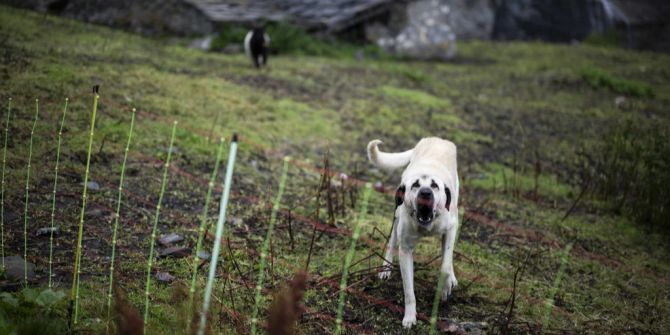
[416, 188, 435, 226]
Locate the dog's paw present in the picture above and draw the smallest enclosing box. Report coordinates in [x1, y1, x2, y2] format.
[378, 269, 391, 280]
[378, 264, 392, 280]
[402, 313, 417, 328]
[441, 274, 458, 301]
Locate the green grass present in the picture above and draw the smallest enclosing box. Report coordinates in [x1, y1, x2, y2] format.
[581, 66, 655, 97]
[0, 5, 669, 334]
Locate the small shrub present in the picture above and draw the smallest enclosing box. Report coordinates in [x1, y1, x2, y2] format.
[580, 66, 654, 98]
[587, 121, 669, 231]
[210, 24, 247, 51]
[583, 29, 623, 48]
[0, 288, 68, 335]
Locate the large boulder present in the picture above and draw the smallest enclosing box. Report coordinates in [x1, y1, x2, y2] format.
[449, 0, 496, 40]
[371, 0, 457, 60]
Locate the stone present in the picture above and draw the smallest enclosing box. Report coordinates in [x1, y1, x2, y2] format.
[2, 256, 36, 282]
[35, 227, 59, 237]
[158, 246, 191, 259]
[158, 233, 184, 246]
[374, 0, 457, 60]
[197, 250, 210, 260]
[189, 34, 214, 50]
[83, 181, 100, 191]
[156, 271, 175, 283]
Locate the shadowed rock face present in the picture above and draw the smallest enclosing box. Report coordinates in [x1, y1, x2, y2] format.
[491, 0, 670, 51]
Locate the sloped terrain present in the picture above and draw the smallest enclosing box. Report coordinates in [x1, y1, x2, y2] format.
[0, 6, 669, 334]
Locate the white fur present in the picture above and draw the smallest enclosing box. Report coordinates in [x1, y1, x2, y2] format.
[368, 137, 460, 329]
[243, 30, 252, 60]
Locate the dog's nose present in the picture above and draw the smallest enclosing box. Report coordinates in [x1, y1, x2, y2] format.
[418, 188, 433, 198]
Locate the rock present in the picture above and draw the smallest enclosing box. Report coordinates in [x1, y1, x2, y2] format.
[492, 0, 626, 42]
[373, 0, 457, 60]
[83, 181, 100, 191]
[85, 207, 105, 218]
[189, 34, 214, 50]
[156, 271, 174, 283]
[614, 96, 627, 108]
[197, 250, 210, 260]
[158, 246, 191, 259]
[437, 319, 488, 334]
[2, 256, 36, 282]
[449, 0, 496, 40]
[229, 217, 243, 226]
[35, 227, 59, 237]
[158, 233, 184, 246]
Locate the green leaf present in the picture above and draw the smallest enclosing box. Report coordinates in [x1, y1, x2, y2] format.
[35, 289, 66, 308]
[0, 292, 18, 308]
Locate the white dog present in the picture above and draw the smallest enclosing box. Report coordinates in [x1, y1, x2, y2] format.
[367, 137, 459, 328]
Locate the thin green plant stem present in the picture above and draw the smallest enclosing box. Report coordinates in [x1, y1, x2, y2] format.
[143, 121, 178, 334]
[48, 98, 68, 288]
[429, 206, 465, 335]
[249, 156, 291, 335]
[541, 242, 573, 335]
[197, 135, 238, 335]
[105, 108, 136, 332]
[188, 137, 226, 331]
[1, 97, 11, 269]
[334, 182, 373, 335]
[23, 98, 39, 286]
[69, 94, 99, 326]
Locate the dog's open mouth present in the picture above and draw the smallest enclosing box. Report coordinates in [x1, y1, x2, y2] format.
[416, 197, 435, 226]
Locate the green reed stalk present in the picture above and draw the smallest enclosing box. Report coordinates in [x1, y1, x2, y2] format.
[249, 156, 290, 335]
[334, 182, 372, 335]
[105, 108, 136, 332]
[1, 98, 11, 269]
[187, 137, 226, 330]
[48, 98, 68, 288]
[197, 135, 238, 335]
[69, 94, 99, 327]
[429, 207, 465, 335]
[23, 98, 40, 286]
[143, 121, 178, 334]
[541, 242, 573, 335]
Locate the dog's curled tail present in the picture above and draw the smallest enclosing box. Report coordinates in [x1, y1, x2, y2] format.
[367, 139, 413, 171]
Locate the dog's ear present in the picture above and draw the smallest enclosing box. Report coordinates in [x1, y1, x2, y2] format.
[444, 185, 451, 211]
[395, 185, 405, 208]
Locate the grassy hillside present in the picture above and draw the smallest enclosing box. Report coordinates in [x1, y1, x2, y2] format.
[1, 5, 669, 334]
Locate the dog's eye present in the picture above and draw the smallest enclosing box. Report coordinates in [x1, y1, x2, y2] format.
[431, 180, 439, 189]
[411, 180, 420, 188]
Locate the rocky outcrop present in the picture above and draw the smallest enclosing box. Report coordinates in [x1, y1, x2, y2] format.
[2, 0, 214, 36]
[369, 0, 457, 60]
[449, 0, 496, 40]
[491, 0, 670, 51]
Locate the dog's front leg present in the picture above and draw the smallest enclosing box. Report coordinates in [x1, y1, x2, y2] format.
[379, 216, 398, 280]
[440, 219, 459, 301]
[399, 244, 416, 328]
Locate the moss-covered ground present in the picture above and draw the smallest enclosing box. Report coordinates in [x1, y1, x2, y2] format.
[0, 5, 669, 334]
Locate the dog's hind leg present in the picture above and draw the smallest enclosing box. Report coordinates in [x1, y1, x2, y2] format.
[440, 217, 459, 301]
[378, 217, 398, 280]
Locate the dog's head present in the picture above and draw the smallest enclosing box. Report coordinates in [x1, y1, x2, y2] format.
[396, 174, 452, 228]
